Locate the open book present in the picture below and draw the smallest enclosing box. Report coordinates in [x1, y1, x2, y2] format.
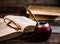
[0, 15, 36, 41]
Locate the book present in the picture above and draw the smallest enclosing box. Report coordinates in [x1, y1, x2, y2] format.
[51, 26, 60, 33]
[28, 14, 59, 20]
[0, 15, 36, 41]
[26, 5, 60, 20]
[27, 5, 60, 16]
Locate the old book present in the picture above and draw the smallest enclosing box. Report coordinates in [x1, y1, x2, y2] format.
[28, 14, 59, 20]
[27, 5, 60, 16]
[26, 5, 60, 20]
[0, 15, 36, 41]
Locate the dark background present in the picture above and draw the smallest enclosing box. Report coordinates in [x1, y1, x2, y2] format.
[0, 0, 60, 17]
[0, 0, 60, 7]
[0, 0, 60, 18]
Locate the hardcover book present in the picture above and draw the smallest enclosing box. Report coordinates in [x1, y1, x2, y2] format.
[26, 5, 60, 20]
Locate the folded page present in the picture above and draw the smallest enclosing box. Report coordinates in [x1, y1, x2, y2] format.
[4, 15, 36, 32]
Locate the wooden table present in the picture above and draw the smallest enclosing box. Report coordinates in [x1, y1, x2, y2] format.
[0, 33, 60, 44]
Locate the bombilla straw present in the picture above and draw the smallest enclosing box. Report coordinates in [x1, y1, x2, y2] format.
[26, 8, 39, 25]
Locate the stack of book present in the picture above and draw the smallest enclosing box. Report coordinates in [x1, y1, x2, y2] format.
[27, 5, 60, 20]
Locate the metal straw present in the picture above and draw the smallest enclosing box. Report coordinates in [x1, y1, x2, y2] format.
[26, 8, 39, 25]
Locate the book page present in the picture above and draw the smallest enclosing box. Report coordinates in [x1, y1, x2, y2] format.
[4, 15, 36, 32]
[0, 18, 17, 37]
